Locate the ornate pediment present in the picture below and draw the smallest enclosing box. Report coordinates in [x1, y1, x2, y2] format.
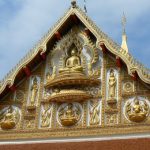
[0, 3, 150, 140]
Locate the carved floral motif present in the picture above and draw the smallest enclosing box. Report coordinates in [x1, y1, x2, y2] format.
[41, 104, 53, 128]
[89, 100, 101, 125]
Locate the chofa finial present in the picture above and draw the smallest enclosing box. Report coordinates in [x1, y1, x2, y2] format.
[71, 0, 77, 8]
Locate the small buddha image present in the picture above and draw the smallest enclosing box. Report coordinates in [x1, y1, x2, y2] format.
[89, 101, 100, 125]
[41, 105, 52, 128]
[46, 66, 56, 81]
[29, 77, 39, 106]
[0, 106, 20, 130]
[126, 98, 149, 123]
[58, 103, 81, 127]
[107, 69, 117, 103]
[59, 46, 83, 73]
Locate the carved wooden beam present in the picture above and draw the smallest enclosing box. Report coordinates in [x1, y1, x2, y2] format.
[9, 85, 16, 92]
[40, 52, 46, 61]
[84, 28, 90, 37]
[132, 71, 138, 81]
[116, 56, 122, 68]
[23, 66, 31, 77]
[100, 44, 108, 54]
[55, 31, 61, 41]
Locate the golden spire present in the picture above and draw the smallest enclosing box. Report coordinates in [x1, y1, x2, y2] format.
[121, 12, 129, 53]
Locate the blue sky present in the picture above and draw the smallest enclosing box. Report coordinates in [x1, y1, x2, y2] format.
[0, 0, 150, 79]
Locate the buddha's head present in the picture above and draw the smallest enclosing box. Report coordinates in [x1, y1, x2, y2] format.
[110, 69, 115, 77]
[33, 77, 38, 85]
[68, 103, 73, 110]
[7, 106, 13, 114]
[70, 49, 77, 56]
[134, 99, 140, 105]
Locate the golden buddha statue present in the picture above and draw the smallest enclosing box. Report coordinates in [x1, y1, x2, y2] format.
[59, 48, 83, 73]
[90, 101, 100, 125]
[126, 98, 149, 123]
[108, 69, 117, 103]
[0, 107, 18, 130]
[59, 103, 80, 126]
[29, 77, 38, 106]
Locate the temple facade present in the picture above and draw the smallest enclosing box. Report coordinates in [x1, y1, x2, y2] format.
[0, 1, 150, 150]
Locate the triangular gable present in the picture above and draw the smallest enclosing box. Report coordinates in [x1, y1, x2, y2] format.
[0, 3, 150, 141]
[0, 5, 149, 96]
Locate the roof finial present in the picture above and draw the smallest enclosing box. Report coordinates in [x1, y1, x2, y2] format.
[71, 0, 77, 8]
[121, 12, 129, 53]
[84, 0, 87, 13]
[122, 12, 127, 35]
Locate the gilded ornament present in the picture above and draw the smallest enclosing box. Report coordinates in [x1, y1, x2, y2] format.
[58, 103, 82, 127]
[59, 46, 83, 74]
[88, 62, 93, 76]
[49, 89, 93, 102]
[41, 104, 52, 128]
[107, 114, 117, 125]
[29, 77, 39, 106]
[107, 69, 117, 104]
[123, 82, 134, 93]
[89, 100, 100, 125]
[46, 66, 56, 81]
[125, 98, 149, 123]
[0, 106, 20, 130]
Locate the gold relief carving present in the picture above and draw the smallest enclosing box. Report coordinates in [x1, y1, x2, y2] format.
[29, 77, 38, 106]
[88, 62, 101, 78]
[88, 63, 93, 76]
[58, 103, 82, 127]
[107, 69, 117, 104]
[49, 89, 93, 102]
[93, 67, 101, 78]
[43, 88, 51, 100]
[41, 104, 53, 128]
[59, 46, 83, 74]
[106, 114, 117, 125]
[27, 76, 40, 110]
[0, 106, 20, 130]
[46, 66, 56, 81]
[15, 90, 24, 102]
[89, 100, 100, 125]
[44, 43, 101, 104]
[25, 120, 35, 129]
[105, 108, 118, 114]
[125, 97, 149, 123]
[123, 82, 134, 93]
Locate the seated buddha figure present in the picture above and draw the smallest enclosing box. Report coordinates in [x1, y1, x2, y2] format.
[59, 104, 79, 126]
[127, 99, 148, 122]
[59, 47, 83, 73]
[133, 99, 143, 114]
[0, 107, 17, 130]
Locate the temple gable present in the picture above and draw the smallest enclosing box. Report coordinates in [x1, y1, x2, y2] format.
[0, 4, 150, 140]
